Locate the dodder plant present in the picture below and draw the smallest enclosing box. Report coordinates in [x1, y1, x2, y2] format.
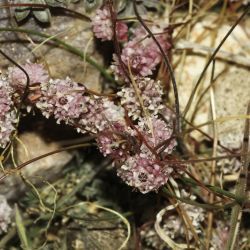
[0, 0, 249, 249]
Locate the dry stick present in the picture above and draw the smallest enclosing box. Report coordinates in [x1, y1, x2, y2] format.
[188, 1, 233, 122]
[132, 0, 181, 135]
[183, 6, 250, 119]
[225, 102, 250, 250]
[206, 60, 217, 249]
[183, 168, 229, 203]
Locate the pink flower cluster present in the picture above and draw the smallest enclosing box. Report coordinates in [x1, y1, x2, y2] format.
[91, 6, 128, 42]
[117, 77, 165, 120]
[92, 6, 170, 80]
[8, 63, 49, 92]
[36, 78, 125, 134]
[137, 117, 176, 155]
[96, 122, 131, 161]
[117, 154, 173, 194]
[1, 63, 176, 193]
[111, 26, 171, 80]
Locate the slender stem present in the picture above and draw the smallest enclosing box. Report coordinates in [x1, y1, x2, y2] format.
[133, 0, 181, 134]
[206, 60, 217, 249]
[225, 102, 250, 250]
[0, 27, 115, 83]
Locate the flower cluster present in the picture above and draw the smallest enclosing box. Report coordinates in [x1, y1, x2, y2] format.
[37, 78, 127, 134]
[36, 78, 87, 122]
[8, 63, 49, 93]
[92, 7, 113, 41]
[92, 5, 170, 80]
[117, 154, 173, 193]
[0, 25, 176, 193]
[96, 122, 131, 161]
[91, 6, 128, 42]
[0, 76, 17, 148]
[137, 116, 176, 155]
[117, 77, 165, 120]
[113, 113, 176, 193]
[90, 8, 175, 191]
[111, 26, 171, 80]
[1, 60, 176, 193]
[112, 78, 176, 192]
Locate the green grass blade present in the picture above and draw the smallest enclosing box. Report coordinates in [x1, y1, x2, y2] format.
[15, 205, 31, 250]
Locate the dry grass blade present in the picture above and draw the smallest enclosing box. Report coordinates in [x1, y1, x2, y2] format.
[225, 101, 250, 250]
